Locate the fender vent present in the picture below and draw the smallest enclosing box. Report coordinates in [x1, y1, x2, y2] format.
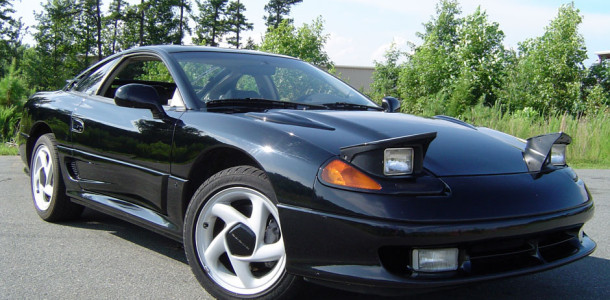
[66, 160, 80, 180]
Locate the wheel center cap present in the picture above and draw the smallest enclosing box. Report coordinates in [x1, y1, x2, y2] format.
[226, 223, 256, 256]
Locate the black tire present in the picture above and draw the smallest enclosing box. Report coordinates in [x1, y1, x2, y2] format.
[184, 166, 302, 300]
[30, 133, 83, 221]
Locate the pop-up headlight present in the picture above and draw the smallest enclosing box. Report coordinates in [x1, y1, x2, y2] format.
[523, 132, 572, 172]
[550, 144, 567, 166]
[384, 148, 414, 175]
[339, 132, 437, 178]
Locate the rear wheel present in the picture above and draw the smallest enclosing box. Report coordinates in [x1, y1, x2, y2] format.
[184, 166, 302, 299]
[30, 134, 83, 221]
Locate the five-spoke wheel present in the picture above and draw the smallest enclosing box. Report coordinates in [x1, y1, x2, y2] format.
[32, 141, 55, 211]
[30, 134, 83, 221]
[184, 166, 301, 299]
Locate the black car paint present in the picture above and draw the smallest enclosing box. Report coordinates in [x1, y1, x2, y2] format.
[18, 45, 595, 293]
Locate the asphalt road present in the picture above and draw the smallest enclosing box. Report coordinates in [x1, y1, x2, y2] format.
[1, 155, 608, 299]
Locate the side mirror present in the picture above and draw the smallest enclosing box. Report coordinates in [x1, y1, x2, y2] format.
[114, 84, 166, 118]
[382, 96, 401, 113]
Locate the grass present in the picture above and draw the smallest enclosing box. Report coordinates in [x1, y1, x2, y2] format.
[462, 105, 610, 169]
[0, 141, 18, 155]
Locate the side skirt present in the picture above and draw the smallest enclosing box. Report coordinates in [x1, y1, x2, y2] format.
[69, 190, 183, 242]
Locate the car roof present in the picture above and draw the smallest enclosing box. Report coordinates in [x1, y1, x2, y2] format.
[123, 45, 294, 60]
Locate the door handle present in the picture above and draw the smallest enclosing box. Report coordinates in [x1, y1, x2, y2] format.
[71, 117, 85, 133]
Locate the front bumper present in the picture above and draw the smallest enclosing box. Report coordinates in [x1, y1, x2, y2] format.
[278, 202, 595, 295]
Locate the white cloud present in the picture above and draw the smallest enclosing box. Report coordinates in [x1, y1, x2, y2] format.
[370, 37, 409, 64]
[326, 33, 356, 63]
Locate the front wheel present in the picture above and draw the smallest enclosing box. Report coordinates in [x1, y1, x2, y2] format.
[30, 133, 83, 221]
[184, 166, 302, 299]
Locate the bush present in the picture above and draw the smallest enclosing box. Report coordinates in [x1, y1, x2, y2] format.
[0, 105, 19, 141]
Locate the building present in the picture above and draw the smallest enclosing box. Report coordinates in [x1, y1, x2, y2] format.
[595, 51, 610, 62]
[334, 65, 375, 93]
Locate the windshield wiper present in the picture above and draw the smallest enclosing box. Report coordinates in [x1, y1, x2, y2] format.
[321, 102, 384, 111]
[205, 98, 326, 113]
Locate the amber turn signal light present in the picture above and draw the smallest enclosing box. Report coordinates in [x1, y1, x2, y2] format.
[321, 159, 382, 190]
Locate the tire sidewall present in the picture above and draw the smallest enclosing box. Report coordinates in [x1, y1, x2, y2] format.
[183, 166, 299, 300]
[31, 134, 64, 220]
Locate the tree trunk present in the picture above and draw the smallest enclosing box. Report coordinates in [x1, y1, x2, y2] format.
[236, 0, 240, 48]
[139, 0, 144, 46]
[96, 0, 102, 60]
[112, 0, 121, 53]
[178, 0, 184, 45]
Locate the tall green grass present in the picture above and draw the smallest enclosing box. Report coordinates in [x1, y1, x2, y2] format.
[0, 142, 18, 155]
[461, 105, 610, 168]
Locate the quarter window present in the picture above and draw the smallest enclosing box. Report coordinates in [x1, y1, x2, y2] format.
[73, 59, 118, 95]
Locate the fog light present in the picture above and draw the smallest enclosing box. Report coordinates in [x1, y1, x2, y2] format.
[384, 148, 413, 175]
[412, 248, 459, 272]
[550, 144, 567, 165]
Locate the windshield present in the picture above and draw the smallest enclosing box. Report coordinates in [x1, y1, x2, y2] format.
[171, 51, 378, 109]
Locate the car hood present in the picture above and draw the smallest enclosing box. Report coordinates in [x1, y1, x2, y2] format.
[244, 110, 529, 176]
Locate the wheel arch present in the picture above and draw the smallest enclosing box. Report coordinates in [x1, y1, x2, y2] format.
[25, 122, 53, 167]
[181, 146, 263, 219]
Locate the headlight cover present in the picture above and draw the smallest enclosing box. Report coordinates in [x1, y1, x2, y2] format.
[550, 144, 567, 166]
[523, 132, 571, 172]
[384, 148, 414, 175]
[340, 132, 437, 177]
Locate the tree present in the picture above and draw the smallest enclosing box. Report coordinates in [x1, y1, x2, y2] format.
[263, 0, 302, 29]
[105, 0, 127, 54]
[259, 17, 332, 69]
[397, 0, 462, 113]
[582, 60, 610, 112]
[0, 0, 23, 76]
[192, 0, 228, 46]
[77, 0, 103, 64]
[370, 42, 404, 101]
[388, 1, 509, 116]
[142, 0, 184, 45]
[177, 0, 192, 44]
[243, 37, 257, 50]
[25, 0, 82, 90]
[448, 7, 506, 113]
[225, 0, 252, 49]
[504, 3, 587, 114]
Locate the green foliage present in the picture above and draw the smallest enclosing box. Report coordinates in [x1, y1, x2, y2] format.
[264, 0, 302, 29]
[259, 17, 332, 69]
[397, 0, 462, 112]
[582, 60, 610, 111]
[0, 59, 31, 142]
[371, 0, 601, 119]
[243, 37, 257, 50]
[454, 7, 506, 107]
[192, 0, 229, 46]
[0, 104, 18, 140]
[0, 0, 24, 77]
[397, 1, 506, 116]
[0, 59, 31, 108]
[26, 0, 85, 90]
[0, 141, 18, 155]
[136, 61, 174, 83]
[225, 0, 253, 48]
[460, 105, 610, 168]
[502, 3, 587, 115]
[369, 42, 404, 102]
[141, 0, 186, 45]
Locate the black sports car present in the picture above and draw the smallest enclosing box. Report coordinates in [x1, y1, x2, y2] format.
[18, 45, 595, 299]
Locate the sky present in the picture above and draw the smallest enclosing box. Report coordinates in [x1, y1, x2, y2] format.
[12, 0, 610, 67]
